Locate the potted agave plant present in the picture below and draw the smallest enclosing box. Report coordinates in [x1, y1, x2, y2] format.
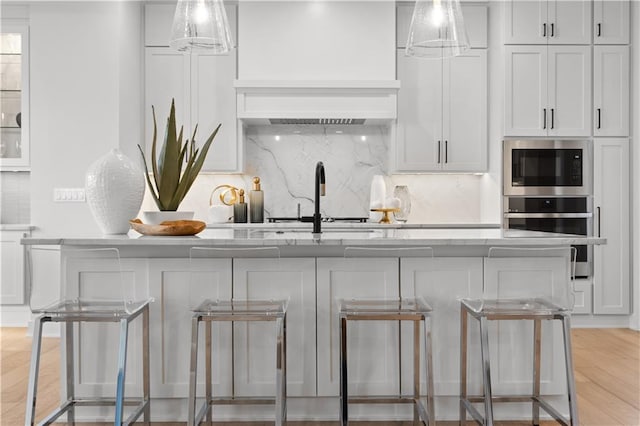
[137, 99, 220, 224]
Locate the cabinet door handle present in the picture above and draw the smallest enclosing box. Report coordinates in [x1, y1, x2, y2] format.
[445, 140, 448, 163]
[597, 206, 601, 237]
[597, 108, 601, 129]
[437, 140, 441, 164]
[550, 23, 555, 37]
[597, 23, 601, 37]
[543, 23, 547, 37]
[543, 108, 547, 129]
[551, 108, 555, 129]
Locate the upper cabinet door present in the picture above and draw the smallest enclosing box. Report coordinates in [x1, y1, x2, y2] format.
[0, 23, 30, 170]
[504, 0, 547, 44]
[144, 48, 190, 159]
[191, 51, 239, 172]
[547, 1, 591, 44]
[504, 46, 548, 137]
[593, 46, 629, 137]
[395, 50, 443, 172]
[594, 0, 630, 44]
[442, 50, 487, 172]
[547, 46, 591, 137]
[396, 4, 487, 49]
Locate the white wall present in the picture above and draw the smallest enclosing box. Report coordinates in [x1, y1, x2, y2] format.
[29, 2, 144, 237]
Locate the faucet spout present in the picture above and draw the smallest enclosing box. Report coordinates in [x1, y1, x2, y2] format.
[313, 161, 326, 234]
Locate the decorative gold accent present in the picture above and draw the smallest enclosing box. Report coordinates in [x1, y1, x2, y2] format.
[253, 177, 261, 191]
[370, 208, 400, 224]
[210, 185, 239, 206]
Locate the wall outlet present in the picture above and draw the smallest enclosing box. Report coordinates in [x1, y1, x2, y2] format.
[53, 188, 86, 202]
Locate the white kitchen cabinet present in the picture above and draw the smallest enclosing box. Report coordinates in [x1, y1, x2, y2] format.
[504, 45, 591, 137]
[0, 23, 30, 170]
[144, 4, 239, 172]
[0, 230, 29, 304]
[504, 0, 591, 45]
[593, 138, 630, 315]
[572, 278, 593, 315]
[232, 258, 316, 397]
[593, 0, 630, 45]
[316, 257, 400, 397]
[399, 257, 483, 396]
[395, 49, 487, 172]
[147, 258, 233, 397]
[482, 255, 568, 394]
[593, 46, 629, 137]
[396, 3, 487, 49]
[71, 258, 150, 397]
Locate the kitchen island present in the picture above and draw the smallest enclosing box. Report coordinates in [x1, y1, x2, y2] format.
[23, 228, 604, 422]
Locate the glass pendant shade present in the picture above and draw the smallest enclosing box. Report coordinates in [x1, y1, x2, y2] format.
[405, 0, 470, 59]
[170, 0, 233, 54]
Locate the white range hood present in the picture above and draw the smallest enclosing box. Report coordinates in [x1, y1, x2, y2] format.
[234, 80, 401, 125]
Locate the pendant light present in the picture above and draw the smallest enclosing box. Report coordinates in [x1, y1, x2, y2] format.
[170, 0, 233, 54]
[405, 0, 470, 59]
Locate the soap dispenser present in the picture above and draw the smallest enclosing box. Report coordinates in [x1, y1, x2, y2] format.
[249, 177, 264, 223]
[233, 189, 248, 223]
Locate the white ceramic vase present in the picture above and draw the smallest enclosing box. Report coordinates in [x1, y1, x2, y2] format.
[85, 149, 145, 234]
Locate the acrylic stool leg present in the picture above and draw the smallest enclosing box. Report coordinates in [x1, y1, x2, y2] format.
[114, 318, 130, 426]
[459, 307, 468, 426]
[187, 316, 200, 426]
[562, 315, 579, 426]
[479, 317, 494, 426]
[25, 316, 45, 426]
[533, 319, 542, 426]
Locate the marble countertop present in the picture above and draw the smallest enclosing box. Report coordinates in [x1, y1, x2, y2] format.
[23, 228, 605, 247]
[1, 224, 36, 231]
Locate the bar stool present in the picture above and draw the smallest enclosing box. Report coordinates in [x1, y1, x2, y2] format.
[25, 246, 151, 425]
[339, 247, 435, 426]
[459, 246, 578, 426]
[187, 247, 287, 426]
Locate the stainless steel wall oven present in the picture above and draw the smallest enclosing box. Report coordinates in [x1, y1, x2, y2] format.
[503, 197, 593, 277]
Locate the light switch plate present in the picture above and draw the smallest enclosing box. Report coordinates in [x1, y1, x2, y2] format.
[53, 188, 86, 202]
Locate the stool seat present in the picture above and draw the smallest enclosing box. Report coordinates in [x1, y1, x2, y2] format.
[32, 300, 149, 318]
[193, 299, 287, 317]
[339, 298, 432, 317]
[461, 298, 567, 317]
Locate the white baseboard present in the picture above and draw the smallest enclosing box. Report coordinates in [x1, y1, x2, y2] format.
[0, 305, 31, 327]
[571, 314, 632, 328]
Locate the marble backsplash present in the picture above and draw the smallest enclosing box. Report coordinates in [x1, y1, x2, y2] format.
[140, 125, 490, 224]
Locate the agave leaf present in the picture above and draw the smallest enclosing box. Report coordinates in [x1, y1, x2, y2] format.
[176, 125, 185, 177]
[137, 144, 162, 210]
[150, 106, 161, 191]
[177, 138, 188, 178]
[158, 100, 181, 210]
[168, 161, 195, 209]
[157, 117, 168, 182]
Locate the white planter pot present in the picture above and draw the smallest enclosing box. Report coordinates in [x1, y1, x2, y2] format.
[85, 149, 145, 234]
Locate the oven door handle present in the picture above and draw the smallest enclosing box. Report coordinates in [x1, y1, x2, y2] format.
[504, 212, 593, 219]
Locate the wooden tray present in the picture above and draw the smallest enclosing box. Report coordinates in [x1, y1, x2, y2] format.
[129, 219, 206, 236]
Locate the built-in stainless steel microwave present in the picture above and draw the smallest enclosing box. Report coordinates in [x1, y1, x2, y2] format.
[503, 140, 592, 196]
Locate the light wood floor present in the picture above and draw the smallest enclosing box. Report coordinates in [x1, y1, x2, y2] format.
[1, 327, 638, 425]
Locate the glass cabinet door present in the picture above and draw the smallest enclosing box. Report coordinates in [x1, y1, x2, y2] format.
[1, 24, 29, 169]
